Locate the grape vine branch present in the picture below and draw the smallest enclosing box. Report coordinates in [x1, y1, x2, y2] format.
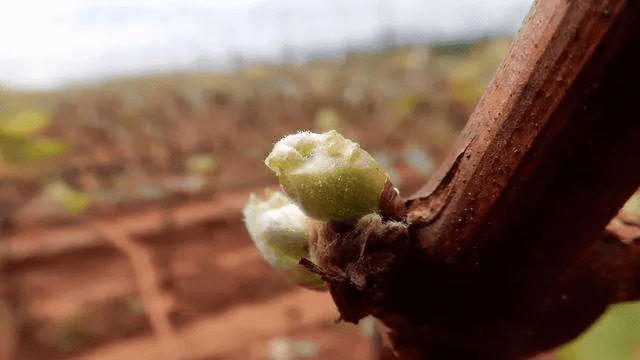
[342, 0, 640, 358]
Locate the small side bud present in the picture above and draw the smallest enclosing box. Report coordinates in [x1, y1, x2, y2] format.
[265, 130, 388, 223]
[242, 190, 325, 290]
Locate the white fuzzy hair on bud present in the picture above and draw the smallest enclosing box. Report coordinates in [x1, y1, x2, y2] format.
[242, 190, 325, 290]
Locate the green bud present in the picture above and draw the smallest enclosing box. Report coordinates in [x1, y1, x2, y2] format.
[44, 181, 91, 214]
[242, 190, 325, 290]
[265, 130, 388, 223]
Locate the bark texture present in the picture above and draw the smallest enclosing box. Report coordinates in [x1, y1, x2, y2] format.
[372, 0, 640, 358]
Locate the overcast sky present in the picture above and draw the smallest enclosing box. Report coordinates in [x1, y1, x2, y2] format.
[0, 0, 534, 91]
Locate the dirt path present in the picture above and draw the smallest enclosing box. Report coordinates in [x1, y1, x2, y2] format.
[67, 288, 341, 360]
[7, 188, 262, 263]
[96, 223, 180, 360]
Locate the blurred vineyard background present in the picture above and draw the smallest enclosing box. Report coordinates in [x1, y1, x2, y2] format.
[0, 35, 638, 360]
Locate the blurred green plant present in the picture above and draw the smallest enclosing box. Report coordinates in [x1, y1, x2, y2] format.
[442, 37, 512, 107]
[393, 92, 422, 120]
[0, 110, 67, 163]
[0, 110, 88, 217]
[185, 154, 218, 174]
[0, 109, 49, 136]
[314, 108, 345, 133]
[557, 301, 640, 360]
[265, 337, 320, 360]
[431, 41, 474, 57]
[44, 181, 91, 214]
[558, 190, 640, 360]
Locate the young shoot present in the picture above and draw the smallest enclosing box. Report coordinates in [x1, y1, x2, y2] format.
[242, 190, 324, 290]
[265, 130, 388, 223]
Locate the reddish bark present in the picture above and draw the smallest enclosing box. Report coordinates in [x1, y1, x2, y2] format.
[371, 0, 640, 358]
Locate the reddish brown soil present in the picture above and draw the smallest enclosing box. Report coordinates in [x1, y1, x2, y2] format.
[6, 187, 373, 360]
[66, 289, 369, 360]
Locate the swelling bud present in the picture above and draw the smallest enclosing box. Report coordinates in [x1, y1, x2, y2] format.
[242, 190, 325, 290]
[265, 130, 388, 223]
